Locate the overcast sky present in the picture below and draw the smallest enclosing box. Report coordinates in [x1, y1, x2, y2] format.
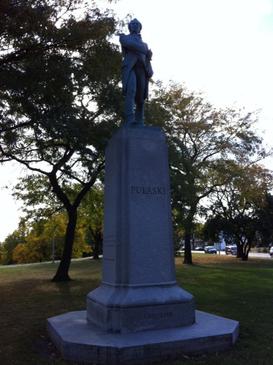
[109, 0, 273, 139]
[1, 0, 273, 241]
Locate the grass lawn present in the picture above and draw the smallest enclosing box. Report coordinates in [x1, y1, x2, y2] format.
[0, 254, 273, 365]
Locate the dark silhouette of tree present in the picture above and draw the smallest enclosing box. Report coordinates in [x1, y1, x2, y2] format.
[0, 0, 122, 281]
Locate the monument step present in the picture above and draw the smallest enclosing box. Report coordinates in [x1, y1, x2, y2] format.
[47, 310, 239, 365]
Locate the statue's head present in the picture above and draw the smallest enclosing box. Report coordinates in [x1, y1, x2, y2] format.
[128, 18, 142, 34]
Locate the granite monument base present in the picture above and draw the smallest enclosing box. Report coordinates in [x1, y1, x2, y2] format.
[84, 126, 196, 334]
[86, 283, 195, 333]
[47, 310, 239, 365]
[47, 126, 239, 363]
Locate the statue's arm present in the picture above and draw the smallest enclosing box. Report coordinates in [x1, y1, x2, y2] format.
[119, 34, 148, 54]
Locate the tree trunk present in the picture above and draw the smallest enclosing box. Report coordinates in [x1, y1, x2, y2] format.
[52, 208, 77, 282]
[92, 235, 101, 260]
[241, 253, 248, 261]
[183, 208, 196, 265]
[241, 241, 250, 261]
[236, 243, 243, 259]
[183, 231, 193, 265]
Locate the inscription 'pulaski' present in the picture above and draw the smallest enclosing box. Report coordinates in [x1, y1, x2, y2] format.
[131, 186, 166, 195]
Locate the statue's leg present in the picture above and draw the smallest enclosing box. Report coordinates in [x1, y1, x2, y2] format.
[135, 67, 146, 125]
[124, 70, 136, 125]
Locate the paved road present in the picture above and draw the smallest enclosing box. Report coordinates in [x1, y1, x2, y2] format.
[249, 252, 271, 259]
[0, 252, 272, 269]
[192, 250, 272, 259]
[0, 256, 95, 269]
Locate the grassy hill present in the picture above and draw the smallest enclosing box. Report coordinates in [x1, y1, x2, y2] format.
[0, 255, 273, 365]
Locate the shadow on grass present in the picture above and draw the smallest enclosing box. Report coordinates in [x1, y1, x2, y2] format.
[1, 256, 273, 365]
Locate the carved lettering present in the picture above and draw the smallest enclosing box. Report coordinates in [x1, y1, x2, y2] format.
[131, 186, 166, 195]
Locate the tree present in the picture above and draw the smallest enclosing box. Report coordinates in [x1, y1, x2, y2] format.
[0, 219, 27, 264]
[147, 83, 267, 264]
[0, 1, 122, 280]
[255, 193, 273, 246]
[13, 179, 103, 261]
[207, 164, 273, 260]
[79, 186, 104, 259]
[11, 212, 91, 264]
[203, 216, 231, 245]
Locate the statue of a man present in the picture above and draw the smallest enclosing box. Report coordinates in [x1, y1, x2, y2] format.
[119, 19, 153, 126]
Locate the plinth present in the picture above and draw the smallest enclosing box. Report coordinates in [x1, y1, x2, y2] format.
[47, 126, 239, 364]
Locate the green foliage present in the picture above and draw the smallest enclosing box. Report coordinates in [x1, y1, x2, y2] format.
[2, 186, 104, 265]
[13, 175, 60, 220]
[0, 0, 122, 279]
[0, 220, 27, 264]
[206, 164, 273, 259]
[79, 185, 104, 259]
[147, 83, 268, 263]
[10, 212, 92, 264]
[0, 0, 122, 163]
[255, 193, 273, 246]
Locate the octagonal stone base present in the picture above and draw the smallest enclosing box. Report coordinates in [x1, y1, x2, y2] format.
[47, 310, 239, 365]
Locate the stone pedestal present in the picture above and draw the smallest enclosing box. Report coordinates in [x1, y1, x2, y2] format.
[87, 126, 195, 333]
[47, 310, 239, 365]
[47, 126, 239, 364]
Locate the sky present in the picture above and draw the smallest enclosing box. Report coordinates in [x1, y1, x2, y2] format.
[1, 0, 273, 241]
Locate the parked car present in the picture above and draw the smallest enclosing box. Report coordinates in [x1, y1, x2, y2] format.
[194, 246, 204, 251]
[269, 246, 273, 257]
[204, 246, 217, 254]
[225, 245, 237, 255]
